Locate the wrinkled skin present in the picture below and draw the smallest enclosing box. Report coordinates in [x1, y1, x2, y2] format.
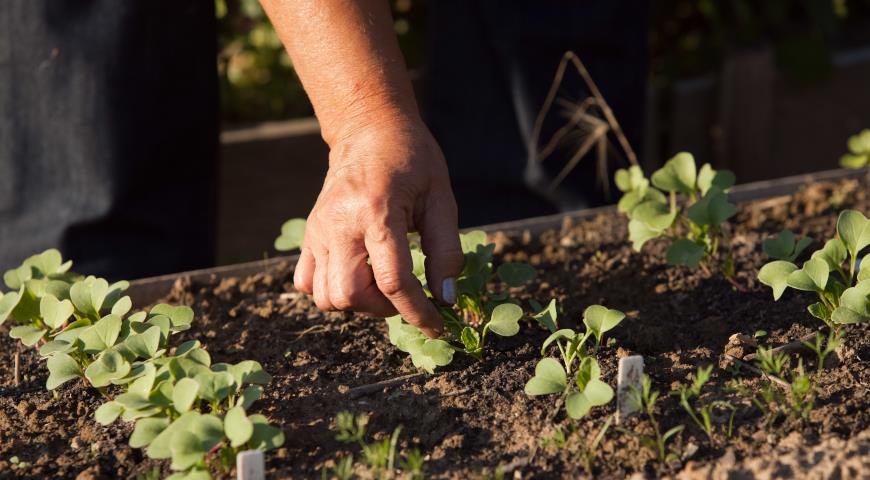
[293, 119, 464, 337]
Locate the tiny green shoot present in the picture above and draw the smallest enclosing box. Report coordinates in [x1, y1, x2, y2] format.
[624, 375, 684, 470]
[674, 365, 735, 444]
[328, 411, 425, 479]
[803, 329, 842, 374]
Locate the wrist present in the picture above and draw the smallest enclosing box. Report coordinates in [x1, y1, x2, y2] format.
[319, 86, 423, 149]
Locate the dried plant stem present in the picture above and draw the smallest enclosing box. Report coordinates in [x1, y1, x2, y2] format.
[742, 332, 820, 362]
[346, 373, 424, 399]
[723, 354, 791, 389]
[531, 51, 638, 176]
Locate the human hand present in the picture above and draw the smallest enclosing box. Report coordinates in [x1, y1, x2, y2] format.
[293, 117, 464, 338]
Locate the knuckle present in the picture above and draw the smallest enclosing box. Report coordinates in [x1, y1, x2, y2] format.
[314, 297, 333, 311]
[330, 294, 353, 311]
[330, 286, 360, 311]
[294, 278, 313, 294]
[375, 270, 409, 297]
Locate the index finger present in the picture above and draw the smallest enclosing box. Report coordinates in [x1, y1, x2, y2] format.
[364, 218, 444, 338]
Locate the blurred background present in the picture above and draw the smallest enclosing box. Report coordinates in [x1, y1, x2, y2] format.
[216, 0, 870, 265]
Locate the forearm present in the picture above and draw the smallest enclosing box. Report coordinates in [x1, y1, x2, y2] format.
[259, 0, 419, 147]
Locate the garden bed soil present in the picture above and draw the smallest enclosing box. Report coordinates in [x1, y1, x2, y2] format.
[1, 173, 870, 479]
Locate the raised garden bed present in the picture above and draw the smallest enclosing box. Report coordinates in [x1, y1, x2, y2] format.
[1, 168, 869, 479]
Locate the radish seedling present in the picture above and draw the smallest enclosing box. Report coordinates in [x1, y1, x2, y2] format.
[762, 230, 812, 262]
[274, 218, 306, 251]
[758, 209, 870, 330]
[525, 304, 624, 420]
[839, 129, 870, 169]
[615, 153, 738, 272]
[388, 231, 543, 372]
[1, 249, 285, 480]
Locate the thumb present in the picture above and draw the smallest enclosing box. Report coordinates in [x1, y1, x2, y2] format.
[419, 193, 465, 305]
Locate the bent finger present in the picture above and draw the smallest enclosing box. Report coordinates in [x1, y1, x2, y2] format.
[365, 218, 443, 338]
[293, 247, 316, 294]
[327, 242, 395, 317]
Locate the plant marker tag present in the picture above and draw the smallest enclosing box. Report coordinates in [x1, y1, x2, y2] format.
[616, 355, 644, 424]
[237, 450, 264, 480]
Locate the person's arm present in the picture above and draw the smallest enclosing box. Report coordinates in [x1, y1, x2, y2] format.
[260, 0, 464, 337]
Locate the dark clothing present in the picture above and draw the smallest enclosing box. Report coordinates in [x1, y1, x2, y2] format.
[426, 0, 649, 227]
[0, 1, 218, 280]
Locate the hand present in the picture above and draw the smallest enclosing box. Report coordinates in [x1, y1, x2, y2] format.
[293, 117, 464, 338]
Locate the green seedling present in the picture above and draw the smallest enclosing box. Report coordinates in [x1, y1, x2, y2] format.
[840, 129, 870, 169]
[274, 220, 546, 373]
[788, 360, 815, 422]
[525, 356, 614, 420]
[623, 375, 684, 470]
[399, 449, 426, 480]
[674, 365, 735, 444]
[538, 416, 612, 474]
[803, 329, 842, 374]
[274, 218, 306, 251]
[322, 456, 354, 480]
[2, 249, 284, 480]
[763, 230, 812, 262]
[577, 416, 613, 474]
[524, 304, 624, 420]
[538, 426, 568, 450]
[758, 209, 870, 330]
[327, 411, 425, 480]
[735, 348, 816, 430]
[755, 346, 789, 378]
[389, 231, 544, 372]
[615, 153, 737, 272]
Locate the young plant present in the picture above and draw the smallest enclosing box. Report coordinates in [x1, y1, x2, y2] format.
[762, 230, 812, 262]
[538, 416, 613, 474]
[524, 305, 624, 420]
[734, 348, 816, 430]
[388, 230, 542, 373]
[758, 209, 870, 330]
[624, 375, 684, 469]
[274, 218, 306, 251]
[615, 153, 737, 271]
[803, 329, 842, 374]
[839, 129, 870, 169]
[325, 411, 425, 480]
[1, 250, 285, 480]
[674, 365, 735, 444]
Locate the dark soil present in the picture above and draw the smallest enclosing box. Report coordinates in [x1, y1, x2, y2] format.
[1, 175, 869, 479]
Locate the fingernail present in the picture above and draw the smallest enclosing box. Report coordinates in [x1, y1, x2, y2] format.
[442, 277, 457, 305]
